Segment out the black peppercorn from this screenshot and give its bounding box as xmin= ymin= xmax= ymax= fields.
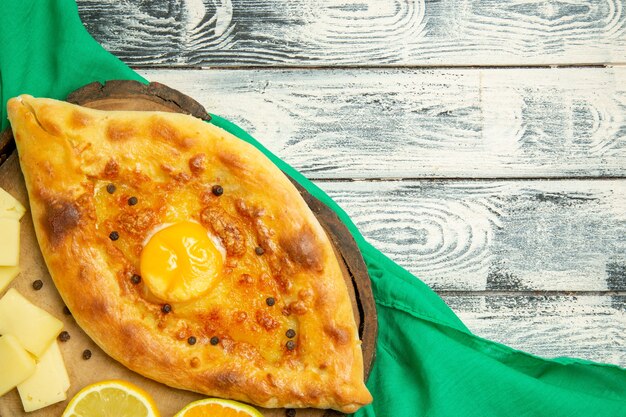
xmin=210 ymin=336 xmax=219 ymax=345
xmin=82 ymin=349 xmax=92 ymax=360
xmin=286 ymin=329 xmax=296 ymax=339
xmin=187 ymin=336 xmax=197 ymax=345
xmin=161 ymin=304 xmax=172 ymax=314
xmin=286 ymin=340 xmax=296 ymax=351
xmin=212 ymin=185 xmax=223 ymax=196
xmin=131 ymin=274 xmax=141 ymax=285
xmin=286 ymin=409 xmax=296 ymax=417
xmin=266 ymin=297 xmax=275 ymax=307
xmin=58 ymin=331 xmax=71 ymax=342
xmin=109 ymin=231 xmax=119 ymax=241
xmin=32 ymin=280 xmax=43 ymax=290
xmin=128 ymin=196 xmax=138 ymax=206
xmin=106 ymin=184 xmax=116 ymax=194
xmin=254 ymin=246 xmax=265 ymax=256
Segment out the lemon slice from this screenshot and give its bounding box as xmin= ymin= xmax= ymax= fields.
xmin=174 ymin=398 xmax=264 ymax=417
xmin=62 ymin=380 xmax=160 ymax=417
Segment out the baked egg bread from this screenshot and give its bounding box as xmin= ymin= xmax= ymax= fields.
xmin=7 ymin=95 xmax=372 ymax=413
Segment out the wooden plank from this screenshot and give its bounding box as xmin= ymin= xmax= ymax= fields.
xmin=443 ymin=294 xmax=626 ymax=367
xmin=318 ymin=179 xmax=626 ymax=292
xmin=77 ymin=0 xmax=626 ymax=67
xmin=139 ymin=67 xmax=626 ymax=179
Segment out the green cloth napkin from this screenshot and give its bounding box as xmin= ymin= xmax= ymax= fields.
xmin=2 ymin=1 xmax=626 ymax=416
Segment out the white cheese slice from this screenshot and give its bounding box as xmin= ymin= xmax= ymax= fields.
xmin=0 ymin=218 xmax=20 ymax=266
xmin=0 ymin=187 xmax=26 ymax=220
xmin=0 ymin=289 xmax=63 ymax=357
xmin=0 ymin=334 xmax=36 ymax=396
xmin=17 ymin=341 xmax=70 ymax=412
xmin=0 ymin=265 xmax=20 ymax=293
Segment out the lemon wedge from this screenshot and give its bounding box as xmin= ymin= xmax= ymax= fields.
xmin=62 ymin=380 xmax=160 ymax=417
xmin=174 ymin=398 xmax=264 ymax=417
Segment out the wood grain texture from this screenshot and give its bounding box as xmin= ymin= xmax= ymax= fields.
xmin=443 ymin=294 xmax=626 ymax=366
xmin=66 ymin=80 xmax=212 ymax=121
xmin=139 ymin=67 xmax=626 ymax=178
xmin=77 ymin=0 xmax=626 ymax=67
xmin=319 ymin=179 xmax=626 ymax=292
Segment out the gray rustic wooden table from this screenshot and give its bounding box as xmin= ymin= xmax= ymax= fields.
xmin=77 ymin=0 xmax=626 ymax=366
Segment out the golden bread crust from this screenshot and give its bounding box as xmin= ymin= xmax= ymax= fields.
xmin=7 ymin=95 xmax=372 ymax=413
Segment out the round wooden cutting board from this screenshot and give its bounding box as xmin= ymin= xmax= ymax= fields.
xmin=0 ymin=81 xmax=376 ymax=417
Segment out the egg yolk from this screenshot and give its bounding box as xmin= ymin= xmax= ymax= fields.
xmin=140 ymin=221 xmax=223 ymax=302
